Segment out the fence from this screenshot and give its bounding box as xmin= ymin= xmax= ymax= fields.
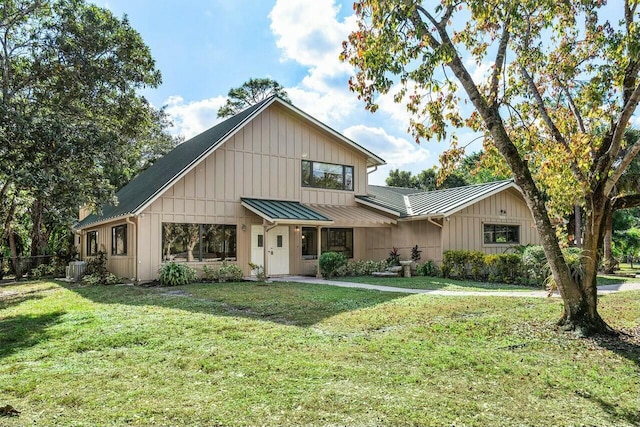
xmin=0 ymin=254 xmax=59 ymax=279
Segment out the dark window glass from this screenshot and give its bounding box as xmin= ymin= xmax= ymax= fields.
xmin=257 ymin=234 xmax=264 ymax=248
xmin=111 ymin=225 xmax=127 ymax=256
xmin=277 ymin=235 xmax=283 ymax=248
xmin=303 ymin=228 xmax=355 ymax=259
xmin=162 ymin=223 xmax=236 ymax=262
xmin=301 ymin=160 xmax=354 ymax=191
xmin=483 ymin=224 xmax=519 ymax=244
xmin=86 ymin=231 xmax=98 ymax=256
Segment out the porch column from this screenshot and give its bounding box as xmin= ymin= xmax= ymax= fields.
xmin=263 ymin=223 xmax=269 ymax=278
xmin=316 ymin=226 xmax=322 ymax=278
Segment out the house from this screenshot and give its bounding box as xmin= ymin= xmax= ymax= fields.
xmin=73 ymin=96 xmax=540 ymax=281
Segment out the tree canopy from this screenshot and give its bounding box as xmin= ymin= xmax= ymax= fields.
xmin=0 ymin=0 xmax=170 ymax=273
xmin=217 ymin=77 xmax=290 ymax=118
xmin=342 ymin=0 xmax=640 ymax=334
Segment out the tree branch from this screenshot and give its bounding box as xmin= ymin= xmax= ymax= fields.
xmin=490 ymin=18 xmax=511 ymax=107
xmin=612 ymin=193 xmax=640 ymax=211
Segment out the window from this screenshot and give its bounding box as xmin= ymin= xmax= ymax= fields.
xmin=301 ymin=227 xmax=353 ymax=259
xmin=483 ymin=224 xmax=519 ymax=244
xmin=162 ymin=223 xmax=236 ymax=262
xmin=111 ymin=225 xmax=127 ymax=255
xmin=302 ymin=160 xmax=353 ymax=191
xmin=86 ymin=231 xmax=98 ymax=256
xmin=276 ymin=235 xmax=283 ymax=248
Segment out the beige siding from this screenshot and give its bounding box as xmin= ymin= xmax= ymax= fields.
xmin=81 ymin=219 xmax=136 ymax=280
xmin=364 ymin=221 xmax=442 ymax=263
xmin=134 ymin=103 xmax=372 ymax=281
xmin=442 ymin=188 xmax=540 ymax=254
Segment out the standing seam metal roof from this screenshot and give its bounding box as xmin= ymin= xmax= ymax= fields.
xmin=241 ymin=198 xmax=332 ymax=222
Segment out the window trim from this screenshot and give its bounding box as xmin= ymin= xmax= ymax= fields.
xmin=301 ymin=227 xmax=354 ymax=259
xmin=483 ymin=224 xmax=520 ymax=245
xmin=301 ymin=160 xmax=354 ymax=191
xmin=111 ymin=224 xmax=128 ymax=256
xmin=86 ymin=230 xmax=98 ymax=256
xmin=162 ymin=223 xmax=237 ymax=262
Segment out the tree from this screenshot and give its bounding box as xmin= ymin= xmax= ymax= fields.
xmin=217 ymin=78 xmax=291 ymax=118
xmin=342 ymin=1 xmax=640 ymax=334
xmin=1 ymin=0 xmax=162 ymax=275
xmin=386 ymin=167 xmax=468 ymax=190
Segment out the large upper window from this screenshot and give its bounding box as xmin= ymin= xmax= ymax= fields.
xmin=483 ymin=224 xmax=519 ymax=244
xmin=302 ymin=227 xmax=353 ymax=259
xmin=162 ymin=223 xmax=236 ymax=262
xmin=302 ymin=160 xmax=353 ymax=191
xmin=86 ymin=231 xmax=98 ymax=256
xmin=111 ymin=225 xmax=127 ymax=256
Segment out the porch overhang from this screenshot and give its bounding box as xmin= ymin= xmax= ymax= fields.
xmin=241 ymin=198 xmax=334 ymax=226
xmin=305 ymin=204 xmax=397 ymax=227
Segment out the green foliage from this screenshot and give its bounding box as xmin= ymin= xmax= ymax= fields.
xmin=217 ymin=78 xmax=290 ymax=118
xmin=335 ymin=259 xmax=389 ymax=277
xmin=385 ymin=168 xmax=468 ymax=191
xmin=442 ymin=250 xmax=486 ymax=281
xmin=319 ymin=252 xmax=347 ymax=279
xmin=522 ymin=245 xmax=550 ymax=285
xmin=158 ymin=262 xmax=197 ymax=287
xmin=82 ymin=251 xmax=122 ymax=285
xmin=82 ymin=272 xmax=121 ymax=286
xmin=30 ymin=262 xmax=56 ymax=279
xmin=441 ymin=250 xmax=530 ymax=285
xmin=485 ymin=254 xmax=524 ymax=284
xmin=202 ymin=261 xmax=244 ymax=283
xmin=416 ymin=260 xmax=440 ymax=277
xmin=386 ymin=247 xmax=400 ymax=267
xmin=248 ymin=262 xmax=267 ymax=282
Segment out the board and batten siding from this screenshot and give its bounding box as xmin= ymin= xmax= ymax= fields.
xmin=80 ymin=219 xmax=136 ymax=279
xmin=136 ymin=103 xmax=373 ymax=281
xmin=364 ymin=220 xmax=442 ymax=263
xmin=441 ymin=188 xmax=540 ymax=254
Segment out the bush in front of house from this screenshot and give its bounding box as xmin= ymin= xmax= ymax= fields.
xmin=82 ymin=250 xmax=123 ymax=285
xmin=319 ymin=251 xmax=347 ymax=279
xmin=442 ymin=250 xmax=486 ymax=280
xmin=485 ymin=253 xmax=524 ymax=284
xmin=203 ymin=261 xmax=244 ymax=282
xmin=522 ymin=245 xmax=549 ymax=285
xmin=159 ymin=262 xmax=197 ymax=286
xmin=416 ymin=260 xmax=440 ymax=277
xmin=336 ymin=259 xmax=389 ymax=277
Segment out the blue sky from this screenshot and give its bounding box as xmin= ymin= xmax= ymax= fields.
xmin=95 ymin=0 xmax=484 ymax=185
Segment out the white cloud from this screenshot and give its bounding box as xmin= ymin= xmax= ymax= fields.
xmin=343 ymin=125 xmax=433 ymax=185
xmin=164 ymin=95 xmax=227 ymax=139
xmin=269 ymin=0 xmax=358 ymax=121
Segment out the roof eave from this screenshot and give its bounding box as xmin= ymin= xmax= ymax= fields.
xmin=73 ymin=213 xmax=134 ymax=231
xmin=354 ymin=197 xmax=402 ymax=216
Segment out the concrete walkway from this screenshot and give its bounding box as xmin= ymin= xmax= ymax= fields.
xmin=270 ymin=276 xmax=640 ymax=298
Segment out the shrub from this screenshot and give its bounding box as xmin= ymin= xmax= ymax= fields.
xmin=82 ymin=251 xmax=122 ymax=285
xmin=249 ymin=262 xmax=267 ymax=281
xmin=202 ymin=261 xmax=244 ymax=282
xmin=30 ymin=262 xmax=56 ymax=279
xmin=335 ymin=259 xmax=388 ymax=277
xmin=410 ymin=245 xmax=422 ymax=262
xmin=485 ymin=253 xmax=523 ymax=284
xmin=522 ymin=245 xmax=549 ymax=285
xmin=159 ymin=262 xmax=197 ymax=286
xmin=319 ymin=251 xmax=347 ymax=279
xmin=416 ymin=260 xmax=440 ymax=277
xmin=442 ymin=250 xmax=486 ymax=280
xmin=387 ymin=247 xmax=400 ymax=266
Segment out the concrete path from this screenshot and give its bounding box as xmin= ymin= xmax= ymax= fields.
xmin=270 ymin=276 xmax=640 ymax=298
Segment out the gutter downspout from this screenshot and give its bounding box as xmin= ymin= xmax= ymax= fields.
xmin=126 ymin=217 xmax=137 ymax=282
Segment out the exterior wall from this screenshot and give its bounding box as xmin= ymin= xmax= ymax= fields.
xmin=80 ymin=219 xmax=137 ymax=280
xmin=136 ymin=103 xmax=372 ymax=281
xmin=442 ymin=188 xmax=540 ymax=254
xmin=364 ymin=220 xmax=442 ymax=263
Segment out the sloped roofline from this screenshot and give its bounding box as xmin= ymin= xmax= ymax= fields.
xmin=75 ymin=96 xmax=386 ymax=230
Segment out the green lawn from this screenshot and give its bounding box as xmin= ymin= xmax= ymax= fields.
xmin=338 ymin=274 xmax=638 ymax=290
xmin=1 ymin=280 xmax=638 ymax=426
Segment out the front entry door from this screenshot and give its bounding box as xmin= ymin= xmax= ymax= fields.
xmin=267 ymin=225 xmax=289 ymax=275
xmin=251 ymin=225 xmax=290 ymax=276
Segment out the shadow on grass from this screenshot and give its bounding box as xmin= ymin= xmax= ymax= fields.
xmin=0 ymin=284 xmax=59 ymax=310
xmin=588 ymin=395 xmax=640 ymax=426
xmin=591 ymin=331 xmax=640 ymax=367
xmin=0 ymin=311 xmax=65 ymax=359
xmin=60 ymin=281 xmax=405 ymax=327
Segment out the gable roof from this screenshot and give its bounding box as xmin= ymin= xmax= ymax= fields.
xmin=356 ymin=180 xmax=519 ymax=219
xmin=75 ymin=96 xmax=385 ymax=230
xmin=241 ymin=198 xmax=333 ymax=225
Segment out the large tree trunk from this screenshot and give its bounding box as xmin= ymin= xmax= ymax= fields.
xmin=555 ymin=194 xmax=613 ymax=335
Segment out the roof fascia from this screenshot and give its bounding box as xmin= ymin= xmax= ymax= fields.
xmin=240 ymin=201 xmax=333 ymax=225
xmin=72 ymin=214 xmax=133 ymax=231
xmin=354 ymin=197 xmax=402 ymax=216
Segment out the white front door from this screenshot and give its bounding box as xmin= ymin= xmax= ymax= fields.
xmin=250 ymin=225 xmax=290 ymax=276
xmin=251 ymin=225 xmax=265 ymax=274
xmin=267 ymin=226 xmax=289 ymax=275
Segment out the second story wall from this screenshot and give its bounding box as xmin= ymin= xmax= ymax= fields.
xmin=149 ymin=102 xmax=370 ymax=224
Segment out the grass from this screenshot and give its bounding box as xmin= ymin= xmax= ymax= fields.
xmin=1 ymin=280 xmax=638 ymax=426
xmin=338 ymin=274 xmax=639 ymax=291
